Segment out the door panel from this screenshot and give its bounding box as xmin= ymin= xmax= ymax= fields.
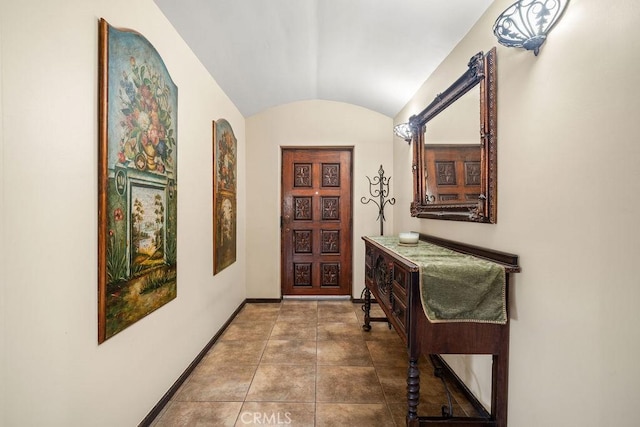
xmin=424 ymin=145 xmax=481 ymax=203
xmin=281 ymin=148 xmax=352 ymax=296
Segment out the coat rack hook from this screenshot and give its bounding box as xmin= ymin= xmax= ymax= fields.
xmin=360 ymin=165 xmax=395 ymax=236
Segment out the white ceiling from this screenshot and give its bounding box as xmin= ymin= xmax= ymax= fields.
xmin=153 ymin=0 xmax=494 ymax=118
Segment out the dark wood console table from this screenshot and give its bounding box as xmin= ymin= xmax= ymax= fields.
xmin=362 ymin=234 xmax=520 ymax=426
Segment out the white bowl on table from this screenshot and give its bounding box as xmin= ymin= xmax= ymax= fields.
xmin=398 ymin=232 xmax=419 ymax=245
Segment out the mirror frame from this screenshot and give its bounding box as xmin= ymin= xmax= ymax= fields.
xmin=409 ymin=47 xmax=497 ymax=223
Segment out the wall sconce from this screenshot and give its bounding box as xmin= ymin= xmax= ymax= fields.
xmin=493 ymin=0 xmax=569 ymax=56
xmin=393 ymin=122 xmax=413 ymax=144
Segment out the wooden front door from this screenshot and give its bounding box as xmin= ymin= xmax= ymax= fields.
xmin=281 ymin=148 xmax=352 ymax=296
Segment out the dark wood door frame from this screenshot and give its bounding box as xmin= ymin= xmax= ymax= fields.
xmin=281 ymin=146 xmax=353 ymax=296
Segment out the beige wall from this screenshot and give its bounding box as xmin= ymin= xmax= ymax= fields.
xmin=0 ymin=0 xmax=246 ymax=425
xmin=246 ymin=100 xmax=393 ymax=298
xmin=394 ymin=0 xmax=640 ymax=425
xmin=3 ymin=0 xmax=640 ymax=425
xmin=0 ymin=12 xmax=5 ymax=424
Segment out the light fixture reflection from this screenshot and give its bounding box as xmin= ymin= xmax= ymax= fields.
xmin=393 ymin=122 xmax=413 ymax=143
xmin=493 ymin=0 xmax=569 ymax=56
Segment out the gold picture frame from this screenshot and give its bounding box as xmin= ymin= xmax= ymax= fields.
xmin=212 ymin=119 xmax=237 ymax=275
xmin=98 ymin=19 xmax=178 ymax=343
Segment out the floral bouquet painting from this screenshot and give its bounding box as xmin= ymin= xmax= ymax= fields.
xmin=98 ymin=19 xmax=178 ymax=343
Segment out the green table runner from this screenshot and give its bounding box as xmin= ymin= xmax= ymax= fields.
xmin=368 ymin=236 xmax=507 ymax=324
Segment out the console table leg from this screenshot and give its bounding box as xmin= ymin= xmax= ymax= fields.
xmin=407 ymin=357 xmax=420 ymax=426
xmin=362 ymin=287 xmax=372 ymax=331
xmin=492 ymin=353 xmax=509 ymax=427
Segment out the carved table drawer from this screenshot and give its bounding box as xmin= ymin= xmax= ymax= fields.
xmin=391 ymin=283 xmax=407 ymax=335
xmin=393 ymin=263 xmax=407 ymax=291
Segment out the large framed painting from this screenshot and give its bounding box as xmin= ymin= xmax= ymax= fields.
xmin=98 ymin=19 xmax=178 ymax=343
xmin=213 ymin=119 xmax=237 ymax=275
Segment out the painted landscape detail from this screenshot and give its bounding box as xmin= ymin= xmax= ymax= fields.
xmin=213 ymin=119 xmax=237 ymax=274
xmin=99 ymin=19 xmax=178 ymax=342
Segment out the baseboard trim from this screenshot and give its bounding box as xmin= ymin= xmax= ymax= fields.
xmin=245 ymin=298 xmax=282 ymax=303
xmin=283 ymin=295 xmax=351 ymax=300
xmin=138 ymin=300 xmax=246 ymax=427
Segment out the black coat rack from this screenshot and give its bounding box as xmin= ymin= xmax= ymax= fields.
xmin=360 ymin=165 xmax=395 ymax=236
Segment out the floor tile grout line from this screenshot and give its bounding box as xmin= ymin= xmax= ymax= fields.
xmin=157 ymin=301 xmax=466 ymax=426
xmin=241 ymin=303 xmax=283 ymax=426
xmin=360 ymin=302 xmax=403 ymax=427
xmin=231 ymin=307 xmax=268 ymax=427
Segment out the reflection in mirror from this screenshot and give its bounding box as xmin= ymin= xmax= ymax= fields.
xmin=425 ymin=87 xmax=479 ymax=144
xmin=410 ymin=48 xmax=497 ymax=223
xmin=424 ymin=144 xmax=481 ymax=204
xmin=423 ymin=87 xmax=480 ymax=205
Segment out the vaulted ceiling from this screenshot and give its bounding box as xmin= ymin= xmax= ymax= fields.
xmin=153 ymin=0 xmax=494 ymax=118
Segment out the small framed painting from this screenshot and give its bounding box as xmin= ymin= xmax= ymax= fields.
xmin=98 ymin=18 xmax=178 ymax=343
xmin=213 ymin=119 xmax=237 ymax=274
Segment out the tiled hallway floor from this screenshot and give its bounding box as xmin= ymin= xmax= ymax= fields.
xmin=151 ymin=300 xmax=481 ymax=426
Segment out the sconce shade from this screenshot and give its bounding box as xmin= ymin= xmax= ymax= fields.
xmin=393 ymin=122 xmax=413 ymax=143
xmin=493 ymin=0 xmax=569 ymax=55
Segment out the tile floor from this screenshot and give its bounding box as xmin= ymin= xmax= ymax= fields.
xmin=151 ymin=300 xmax=480 ymax=426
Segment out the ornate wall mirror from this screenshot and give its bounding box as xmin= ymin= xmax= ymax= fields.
xmin=409 ymin=47 xmax=497 ymax=223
